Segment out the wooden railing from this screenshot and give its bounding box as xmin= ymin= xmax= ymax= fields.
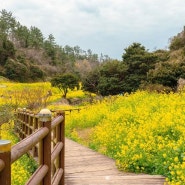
xmin=51 ymin=108 xmax=81 ymax=115
xmin=0 ymin=108 xmax=65 ymax=185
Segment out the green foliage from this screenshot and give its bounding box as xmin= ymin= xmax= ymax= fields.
xmin=139 ymin=83 xmax=172 ymax=93
xmin=82 ymin=60 xmax=128 ymax=96
xmin=0 ymin=36 xmax=15 ymax=65
xmin=29 ymin=64 xmax=45 ymax=81
xmin=122 ymin=42 xmax=146 ymax=64
xmin=3 ymin=57 xmax=45 ymax=82
xmin=153 ymin=49 xmax=170 ymax=62
xmin=0 ymin=9 xmax=17 ymax=35
xmin=0 ymin=9 xmax=111 ymax=82
xmin=43 ymin=34 xmax=57 ymax=64
xmin=148 ymin=61 xmax=185 ymax=90
xmin=51 ymin=73 xmax=79 ymax=98
xmin=1 ymin=8 xmax=185 ymax=92
xmin=84 ymin=43 xmax=159 ymax=95
xmin=169 ymin=36 xmax=185 ymax=50
xmin=4 ymin=58 xmax=29 ymax=82
xmin=169 ymin=28 xmax=185 ymax=51
xmin=14 ymin=24 xmax=30 ymax=48
xmin=82 ymin=69 xmax=100 ymax=94
xmin=98 ymin=60 xmax=127 ymax=95
xmin=122 ymin=42 xmax=159 ymax=93
xmin=82 ymin=45 xmax=159 ymax=95
xmin=28 ymin=26 xmax=44 ymax=49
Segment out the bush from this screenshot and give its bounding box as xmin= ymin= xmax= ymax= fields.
xmin=139 ymin=83 xmax=172 ymax=93
xmin=4 ymin=59 xmax=29 ymax=82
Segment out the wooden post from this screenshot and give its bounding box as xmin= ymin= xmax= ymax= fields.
xmin=38 ymin=109 xmax=52 ymax=185
xmin=0 ymin=140 xmax=11 ymax=185
xmin=57 ymin=111 xmax=65 ymax=185
xmin=14 ymin=109 xmax=18 ymax=133
xmin=22 ymin=108 xmax=26 ymax=139
xmin=25 ymin=112 xmax=28 ymax=136
xmin=32 ymin=116 xmax=36 ymax=157
xmin=51 ymin=127 xmax=56 ymax=177
xmin=35 ymin=116 xmax=39 ymax=158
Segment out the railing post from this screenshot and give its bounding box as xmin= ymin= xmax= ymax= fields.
xmin=38 ymin=109 xmax=52 ymax=185
xmin=0 ymin=140 xmax=11 ymax=185
xmin=57 ymin=111 xmax=65 ymax=185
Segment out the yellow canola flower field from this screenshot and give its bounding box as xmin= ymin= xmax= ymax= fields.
xmin=66 ymin=91 xmax=185 ymax=185
xmin=0 ymin=81 xmax=85 ymax=109
xmin=1 ymin=80 xmax=185 ymax=184
xmin=0 ymin=81 xmax=85 ymax=184
xmin=1 ymin=123 xmax=37 ymax=185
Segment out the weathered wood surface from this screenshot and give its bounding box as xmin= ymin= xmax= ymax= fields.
xmin=65 ymin=138 xmax=166 ymax=185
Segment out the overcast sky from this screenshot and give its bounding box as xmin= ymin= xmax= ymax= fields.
xmin=1 ymin=0 xmax=185 ymax=59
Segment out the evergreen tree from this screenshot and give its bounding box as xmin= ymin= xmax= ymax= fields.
xmin=122 ymin=43 xmax=158 ymax=92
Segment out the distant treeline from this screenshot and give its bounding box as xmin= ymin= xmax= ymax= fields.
xmin=0 ymin=9 xmax=110 ymax=82
xmin=1 ymin=9 xmax=185 ymax=95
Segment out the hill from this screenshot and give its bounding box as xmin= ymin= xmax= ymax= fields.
xmin=1 ymin=9 xmax=185 ymax=94
xmin=0 ymin=9 xmax=110 ymax=82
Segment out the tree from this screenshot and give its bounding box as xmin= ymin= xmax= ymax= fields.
xmin=82 ymin=69 xmax=100 ymax=94
xmin=75 ymin=59 xmax=99 ymax=79
xmin=0 ymin=37 xmax=15 ymax=65
xmin=44 ymin=34 xmax=57 ymax=63
xmin=29 ymin=64 xmax=45 ymax=81
xmin=64 ymin=45 xmax=75 ymax=61
xmin=122 ymin=42 xmax=158 ymax=92
xmin=14 ymin=24 xmax=30 ymax=48
xmin=122 ymin=43 xmax=146 ymax=64
xmin=4 ymin=58 xmax=29 ymax=82
xmin=169 ymin=26 xmax=185 ymax=50
xmin=98 ymin=60 xmax=127 ymax=95
xmin=147 ymin=61 xmax=185 ymax=90
xmin=28 ymin=26 xmax=44 ymax=48
xmin=87 ymin=49 xmax=98 ymax=62
xmin=51 ymin=73 xmax=79 ymax=98
xmin=82 ymin=60 xmax=128 ymax=96
xmin=0 ymin=10 xmax=16 ymax=63
xmin=0 ymin=9 xmax=17 ymax=36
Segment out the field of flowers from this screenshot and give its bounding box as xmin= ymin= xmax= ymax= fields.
xmin=0 ymin=80 xmax=84 ymax=184
xmin=1 ymin=79 xmax=185 ymax=185
xmin=1 ymin=123 xmax=37 ymax=185
xmin=66 ymin=91 xmax=185 ymax=185
xmin=0 ymin=81 xmax=85 ymax=110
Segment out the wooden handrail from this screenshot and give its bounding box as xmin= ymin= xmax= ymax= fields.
xmin=26 ymin=165 xmax=49 ymax=185
xmin=51 ymin=142 xmax=63 ymax=163
xmin=0 ymin=108 xmax=65 ymax=185
xmin=51 ymin=115 xmax=64 ymax=129
xmin=51 ymin=108 xmax=81 ymax=114
xmin=52 ymin=168 xmax=64 ymax=185
xmin=11 ymin=127 xmax=49 ymax=163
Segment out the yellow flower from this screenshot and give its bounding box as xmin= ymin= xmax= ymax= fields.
xmin=163 ymin=153 xmax=167 ymax=158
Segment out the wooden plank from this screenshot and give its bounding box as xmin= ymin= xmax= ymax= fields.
xmin=65 ymin=138 xmax=166 ymax=185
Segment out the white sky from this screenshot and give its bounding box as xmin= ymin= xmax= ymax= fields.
xmin=1 ymin=0 xmax=185 ymax=59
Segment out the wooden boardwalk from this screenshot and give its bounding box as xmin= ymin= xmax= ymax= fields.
xmin=65 ymin=138 xmax=166 ymax=185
